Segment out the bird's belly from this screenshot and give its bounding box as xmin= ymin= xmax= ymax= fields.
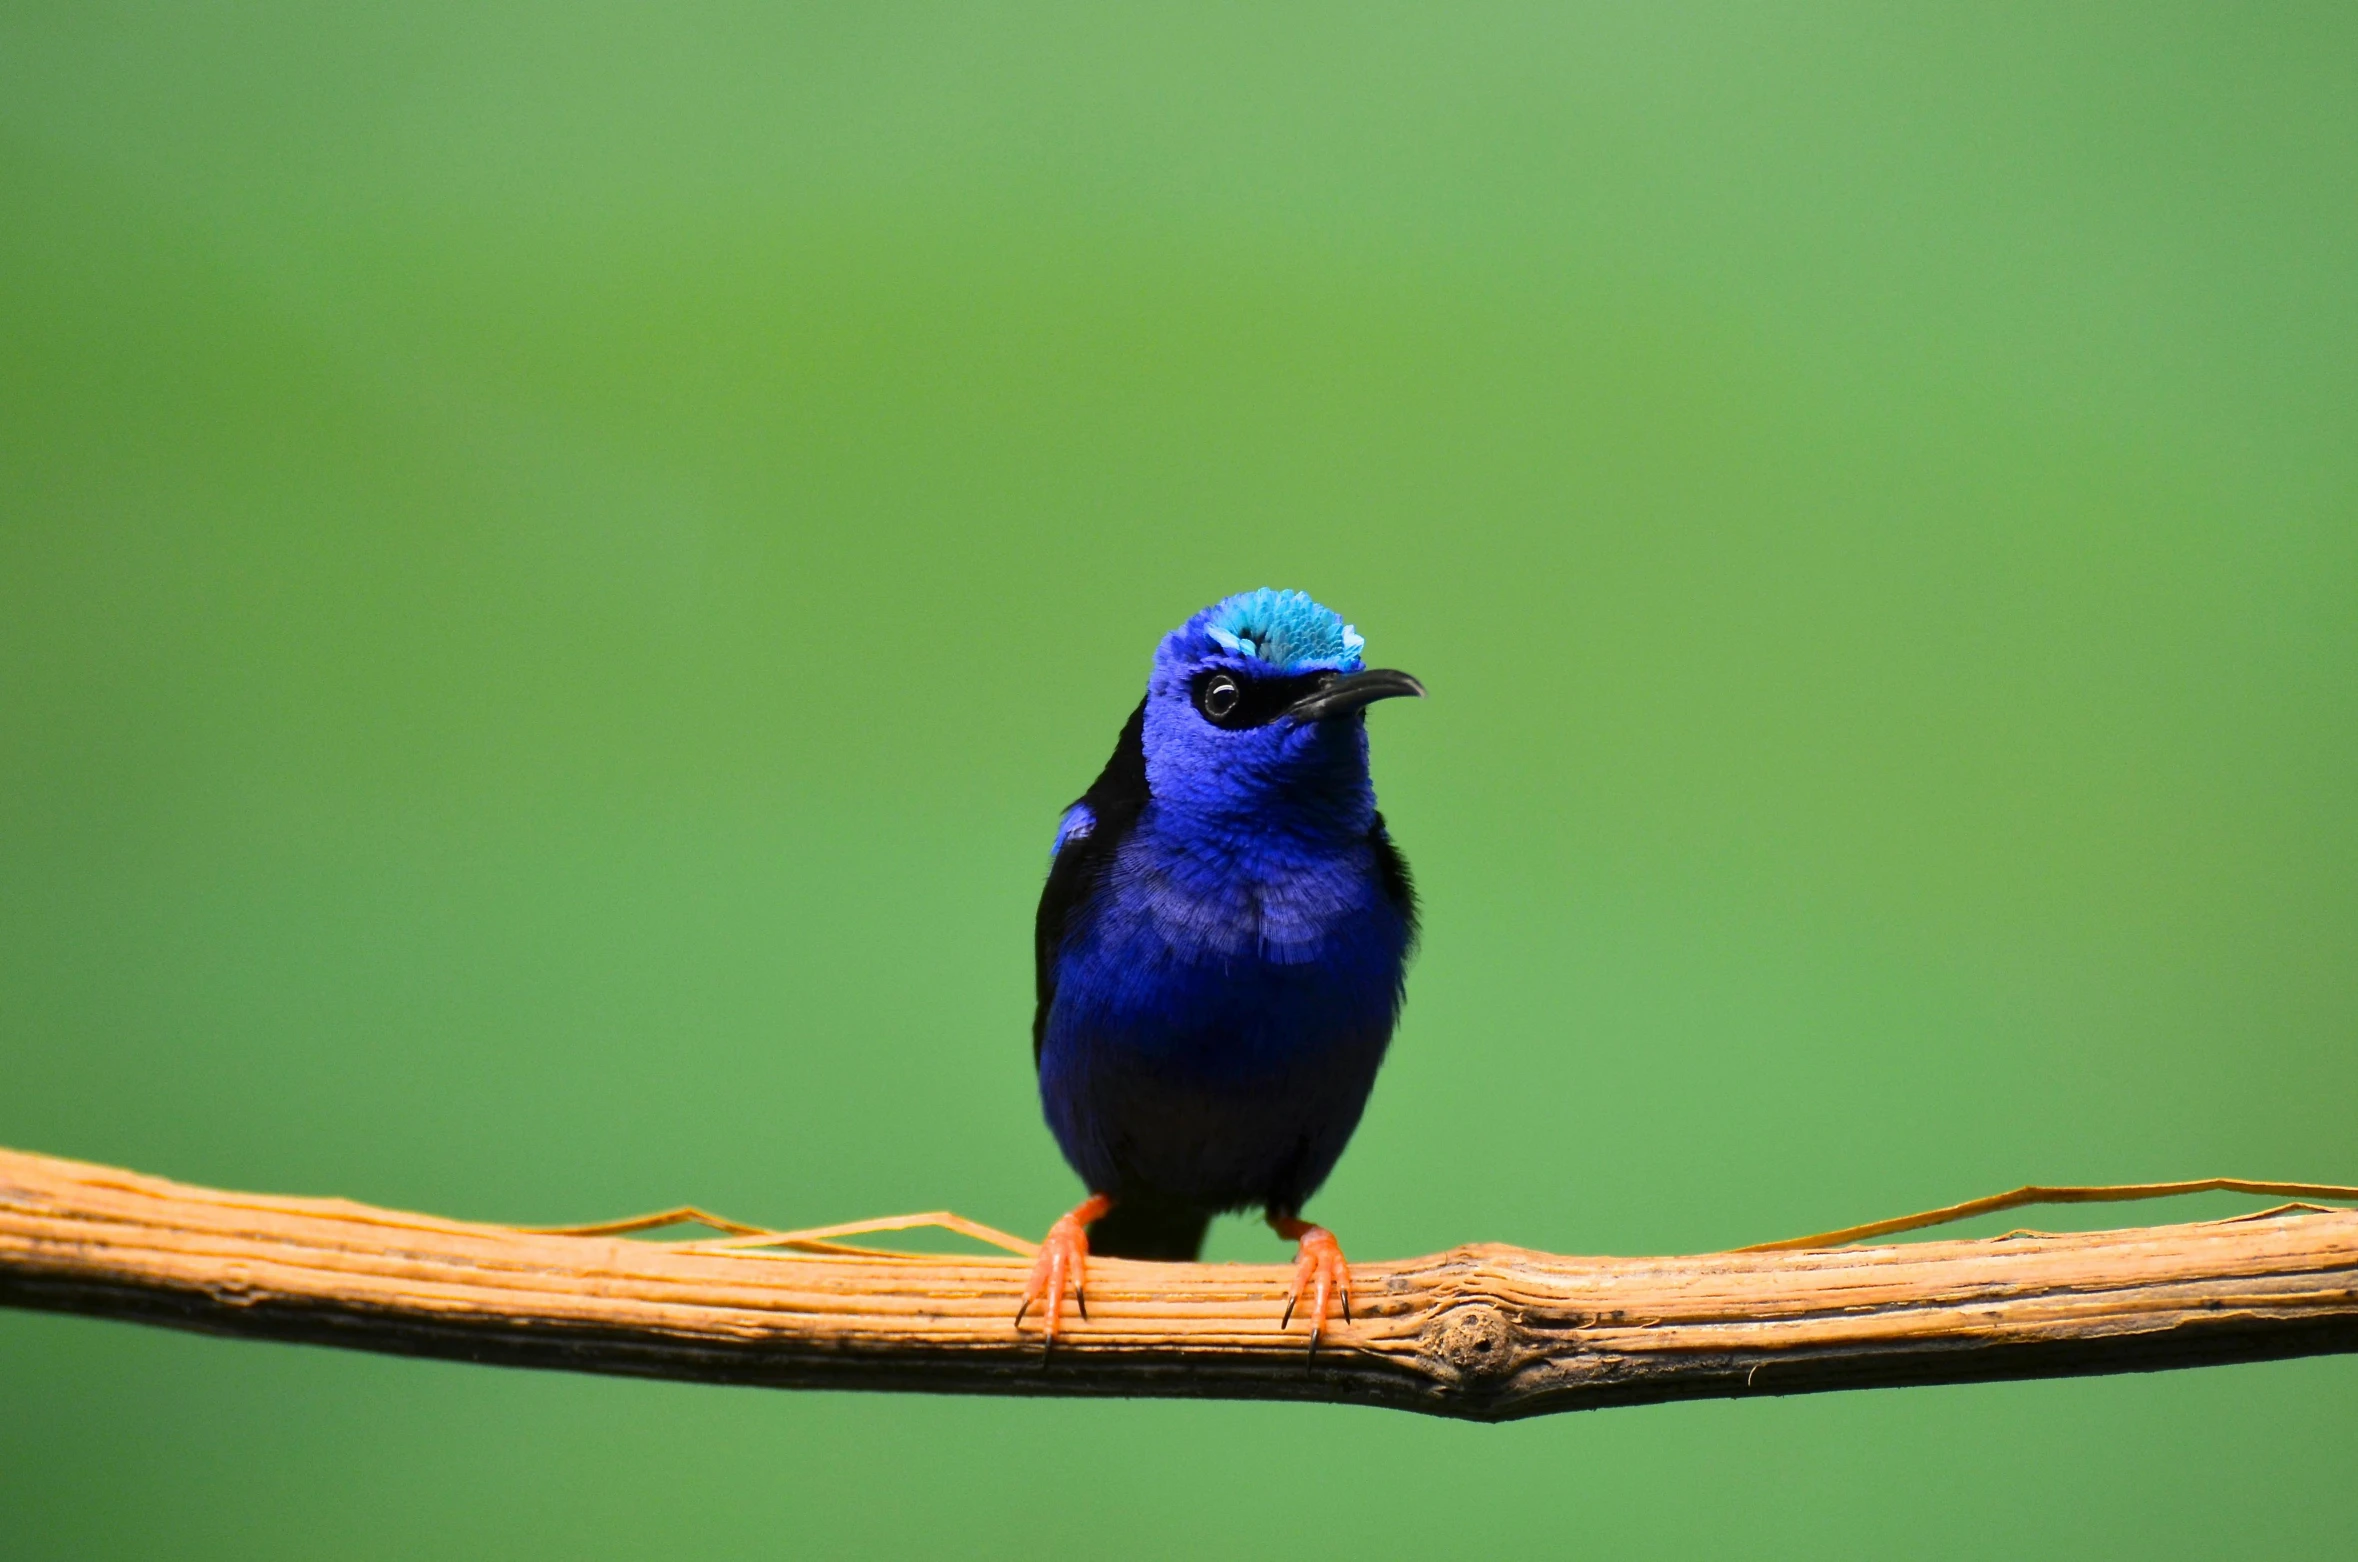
xmin=1037 ymin=877 xmax=1407 ymax=1212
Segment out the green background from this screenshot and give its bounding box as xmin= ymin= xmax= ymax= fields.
xmin=4 ymin=5 xmax=2353 ymax=1557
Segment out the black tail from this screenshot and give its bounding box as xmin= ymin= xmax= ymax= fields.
xmin=1088 ymin=1195 xmax=1212 ymax=1261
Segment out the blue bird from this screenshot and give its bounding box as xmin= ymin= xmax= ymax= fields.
xmin=1020 ymin=588 xmax=1422 ymax=1343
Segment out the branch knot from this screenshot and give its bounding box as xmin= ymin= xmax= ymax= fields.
xmin=1423 ymin=1301 xmax=1516 ymax=1383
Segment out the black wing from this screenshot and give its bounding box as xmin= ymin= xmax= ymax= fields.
xmin=1370 ymin=810 xmax=1419 ymax=953
xmin=1033 ymin=699 xmax=1150 ymax=1065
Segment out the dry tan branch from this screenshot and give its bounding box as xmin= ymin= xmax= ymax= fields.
xmin=5 ymin=1146 xmax=2357 ymax=1422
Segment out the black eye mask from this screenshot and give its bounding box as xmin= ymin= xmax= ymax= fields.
xmin=1189 ymin=669 xmax=1340 ymax=729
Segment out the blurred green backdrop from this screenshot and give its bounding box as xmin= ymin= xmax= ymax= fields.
xmin=4 ymin=5 xmax=2354 ymax=1558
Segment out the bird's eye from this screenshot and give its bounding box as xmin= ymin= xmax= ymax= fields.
xmin=1197 ymin=674 xmax=1242 ymax=724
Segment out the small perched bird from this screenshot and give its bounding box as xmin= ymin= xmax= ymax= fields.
xmin=1023 ymin=588 xmax=1422 ymax=1343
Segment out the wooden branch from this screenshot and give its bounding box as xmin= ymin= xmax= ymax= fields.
xmin=5 ymin=1146 xmax=2356 ymax=1422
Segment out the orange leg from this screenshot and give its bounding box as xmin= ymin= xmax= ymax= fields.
xmin=1269 ymin=1213 xmax=1351 ymax=1346
xmin=1016 ymin=1193 xmax=1114 ymax=1345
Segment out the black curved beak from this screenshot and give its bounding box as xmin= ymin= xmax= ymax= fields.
xmin=1284 ymin=668 xmax=1427 ymax=722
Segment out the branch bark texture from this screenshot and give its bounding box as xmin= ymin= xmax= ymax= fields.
xmin=4 ymin=1147 xmax=2355 ymax=1422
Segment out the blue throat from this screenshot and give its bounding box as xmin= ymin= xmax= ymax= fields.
xmin=1031 ymin=590 xmax=1419 ymax=1256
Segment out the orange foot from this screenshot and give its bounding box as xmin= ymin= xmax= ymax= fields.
xmin=1269 ymin=1214 xmax=1352 ymax=1348
xmin=1016 ymin=1193 xmax=1113 ymax=1347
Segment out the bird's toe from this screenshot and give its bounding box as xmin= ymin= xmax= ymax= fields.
xmin=1016 ymin=1195 xmax=1112 ymax=1348
xmin=1278 ymin=1222 xmax=1352 ymax=1347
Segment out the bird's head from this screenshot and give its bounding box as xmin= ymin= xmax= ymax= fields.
xmin=1142 ymin=588 xmax=1423 ymax=828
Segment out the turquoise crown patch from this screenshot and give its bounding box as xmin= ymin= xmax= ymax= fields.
xmin=1203 ymin=588 xmax=1365 ymax=671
